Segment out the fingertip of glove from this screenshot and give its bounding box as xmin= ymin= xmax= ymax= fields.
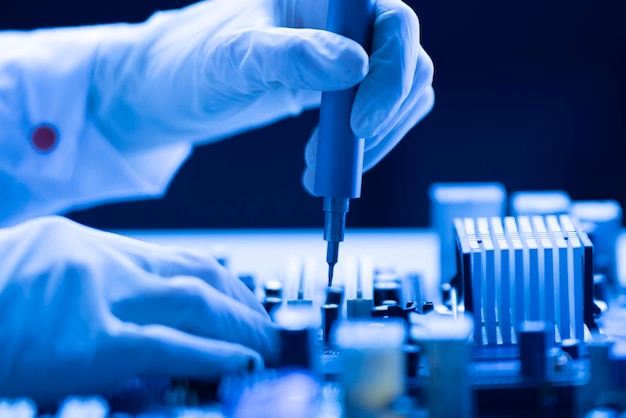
xmin=303 ymin=31 xmax=368 ymax=90
xmin=247 ymin=353 xmax=264 ymax=372
xmin=346 ymin=45 xmax=370 ymax=84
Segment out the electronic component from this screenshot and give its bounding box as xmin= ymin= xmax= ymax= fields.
xmin=261 ymin=279 xmax=283 ymax=314
xmin=429 ymin=182 xmax=506 ymax=284
xmin=561 ymin=338 xmax=585 ymax=360
xmin=325 ymin=285 xmax=344 ymax=306
xmin=8 ymin=185 xmax=626 ymax=417
xmin=56 ymin=397 xmax=108 ymax=418
xmin=422 ymin=300 xmax=434 ymax=314
xmin=321 ymin=303 xmax=339 ymax=346
xmin=334 ymin=320 xmax=406 ymax=416
xmin=373 ymin=277 xmax=402 ymax=307
xmin=454 ymin=215 xmax=596 ymax=344
xmin=403 ymin=344 xmax=421 ymax=379
xmin=219 ymin=370 xmax=324 ymax=418
xmin=572 ymin=200 xmax=623 ymax=286
xmin=510 ymin=190 xmax=572 ymax=216
xmin=585 ymin=339 xmax=616 ymax=411
xmin=518 ymin=321 xmax=553 ymax=380
xmin=346 ymin=297 xmax=372 ymax=319
xmin=371 ymin=300 xmax=418 ymax=323
xmin=273 ymin=306 xmax=316 ymax=370
xmin=412 ymin=314 xmax=473 ymax=418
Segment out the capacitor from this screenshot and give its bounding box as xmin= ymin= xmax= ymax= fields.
xmin=321 ymin=303 xmax=340 ymax=346
xmin=263 ymin=280 xmax=283 ymax=299
xmin=335 ymin=320 xmax=406 ymax=417
xmin=56 ymin=396 xmax=109 ymax=418
xmin=262 ymin=297 xmax=282 ymax=315
xmin=510 ymin=190 xmax=571 ymax=216
xmin=578 ymin=338 xmax=615 ymax=412
xmin=371 ymin=301 xmax=417 ymax=323
xmin=422 ymin=301 xmax=435 ymax=314
xmin=561 ymin=338 xmax=585 ymax=360
xmin=571 ymin=200 xmax=622 ymax=286
xmin=403 ymin=344 xmax=421 ymax=378
xmin=273 ymin=306 xmax=317 ymax=370
xmin=372 ymin=302 xmax=399 ymax=317
xmin=610 ymin=341 xmax=626 ymax=390
xmin=517 ymin=321 xmax=552 ymax=380
xmin=411 ymin=314 xmax=474 ymax=418
xmin=347 ymin=298 xmax=373 ymax=319
xmin=278 ymin=329 xmax=311 ymax=369
xmin=326 ymin=286 xmax=345 ymax=306
xmin=373 ymin=280 xmax=402 ymax=307
xmin=263 ymin=281 xmax=283 ymax=314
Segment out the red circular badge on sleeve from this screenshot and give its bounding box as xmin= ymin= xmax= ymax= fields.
xmin=31 ymin=124 xmax=58 ymax=153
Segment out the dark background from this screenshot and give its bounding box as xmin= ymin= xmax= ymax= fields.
xmin=3 ymin=0 xmax=625 ymax=229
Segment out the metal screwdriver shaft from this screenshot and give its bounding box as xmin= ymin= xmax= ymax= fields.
xmin=324 ymin=197 xmax=348 ymax=286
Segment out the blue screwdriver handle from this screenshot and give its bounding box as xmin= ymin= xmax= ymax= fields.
xmin=314 ymin=0 xmax=376 ymax=199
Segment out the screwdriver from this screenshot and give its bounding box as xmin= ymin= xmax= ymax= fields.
xmin=314 ymin=0 xmax=376 ymax=287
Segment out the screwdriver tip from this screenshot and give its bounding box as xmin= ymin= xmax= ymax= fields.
xmin=328 ymin=263 xmax=335 ymax=287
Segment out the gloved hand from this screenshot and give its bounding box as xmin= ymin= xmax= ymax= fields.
xmin=301 ymin=0 xmax=435 ymax=192
xmin=0 ymin=0 xmax=433 ymax=225
xmin=0 ymin=216 xmax=276 ymax=405
xmin=91 ymin=0 xmax=434 ymax=186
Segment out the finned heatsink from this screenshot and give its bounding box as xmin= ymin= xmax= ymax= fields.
xmin=454 ymin=215 xmax=597 ymax=345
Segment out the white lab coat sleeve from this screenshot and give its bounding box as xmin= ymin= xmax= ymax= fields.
xmin=0 ymin=26 xmax=192 ymax=227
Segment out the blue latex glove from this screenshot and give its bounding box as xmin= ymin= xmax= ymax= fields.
xmin=0 ymin=0 xmax=433 ymax=225
xmin=0 ymin=217 xmax=277 ymax=405
xmin=90 ymin=0 xmax=433 ymax=184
